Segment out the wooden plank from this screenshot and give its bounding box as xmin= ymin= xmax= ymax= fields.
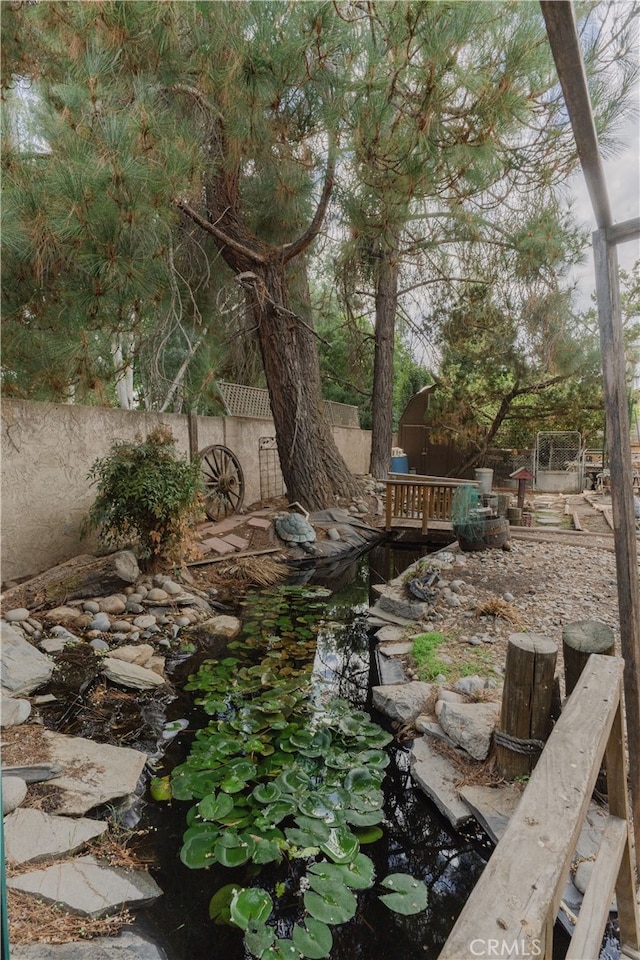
xmin=440 ymin=655 xmax=623 ymax=959
xmin=593 ymin=227 xmax=640 ymax=859
xmin=572 ymin=511 xmax=583 ymax=531
xmin=187 ymin=547 xmax=282 ymax=566
xmin=606 ymin=218 xmax=640 ymax=246
xmin=566 ymin=815 xmax=627 ymax=960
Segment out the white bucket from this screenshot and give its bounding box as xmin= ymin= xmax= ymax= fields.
xmin=474 ymin=468 xmax=493 ymax=494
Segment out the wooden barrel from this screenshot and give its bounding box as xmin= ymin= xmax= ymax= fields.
xmin=507 ymin=506 xmax=522 ymax=525
xmin=454 ymin=516 xmax=510 ymax=552
xmin=483 ymin=516 xmax=510 ymax=548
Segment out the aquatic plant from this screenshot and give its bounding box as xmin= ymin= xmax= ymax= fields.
xmin=167 ymin=585 xmax=428 ymax=959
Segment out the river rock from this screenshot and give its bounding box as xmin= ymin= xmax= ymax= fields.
xmin=146 ymin=588 xmax=169 ymax=602
xmin=4 ymin=808 xmax=108 ymax=864
xmin=372 ymin=681 xmax=433 ymax=723
xmin=438 ymin=701 xmax=500 ymax=761
xmin=201 ymin=614 xmax=242 ymax=638
xmin=2 ymin=776 xmax=28 ymax=814
xmin=133 ymin=615 xmax=157 ymax=630
xmin=108 ymin=644 xmax=154 ymax=666
xmin=4 ymin=608 xmax=30 ymax=622
xmin=375 ymin=625 xmax=407 ymax=644
xmin=453 ymin=675 xmax=487 ymax=696
xmin=99 ymin=596 xmax=127 ymax=615
xmin=91 ymin=612 xmax=112 ymax=632
xmin=1 ymin=622 xmax=55 ymax=695
xmin=1 ymin=690 xmax=32 ymax=726
xmin=7 ymin=855 xmax=162 ymax=918
xmin=102 ymin=657 xmax=165 ymax=689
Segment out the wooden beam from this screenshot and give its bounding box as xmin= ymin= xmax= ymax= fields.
xmin=540 ymin=1 xmax=613 ymax=229
xmin=440 ymin=656 xmax=625 ymax=958
xmin=607 ymin=218 xmax=640 ymax=246
xmin=593 ymin=228 xmax=640 ymax=856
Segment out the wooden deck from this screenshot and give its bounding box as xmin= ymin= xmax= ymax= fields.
xmin=439 ymin=654 xmax=639 ymax=960
xmin=385 ymin=474 xmax=479 ymax=535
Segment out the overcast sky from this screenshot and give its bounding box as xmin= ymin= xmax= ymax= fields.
xmin=567 ymin=108 xmax=640 ymax=310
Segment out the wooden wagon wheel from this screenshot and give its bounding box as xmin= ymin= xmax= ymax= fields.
xmin=199 ymin=444 xmax=245 ymax=521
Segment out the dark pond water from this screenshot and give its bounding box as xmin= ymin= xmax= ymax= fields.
xmin=130 ymin=545 xmax=492 ymax=960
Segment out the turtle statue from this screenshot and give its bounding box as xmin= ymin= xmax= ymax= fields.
xmin=274 ymin=512 xmax=317 ymax=554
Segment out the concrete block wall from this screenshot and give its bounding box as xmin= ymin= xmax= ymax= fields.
xmin=1 ymin=400 xmax=371 ymax=582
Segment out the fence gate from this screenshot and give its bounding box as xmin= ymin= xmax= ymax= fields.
xmin=259 ymin=437 xmax=285 ymax=500
xmin=535 ymin=431 xmax=582 ymax=491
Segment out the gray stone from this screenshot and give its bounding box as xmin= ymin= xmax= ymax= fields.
xmin=378 ymin=589 xmax=429 ymax=621
xmin=326 ymin=528 xmax=342 ymax=541
xmin=5 ymin=608 xmax=31 ymax=622
xmin=415 ymin=717 xmax=457 ymax=747
xmin=2 ymin=775 xmax=28 ymax=813
xmin=410 ymin=737 xmax=472 ymax=828
xmin=91 ymin=612 xmax=112 ymax=632
xmin=7 ymin=855 xmax=162 ymax=918
xmin=128 ymin=593 xmax=145 ymax=604
xmin=45 ymin=606 xmax=82 ymax=622
xmin=100 ymin=596 xmax=127 ymax=615
xmin=41 ymin=730 xmax=147 ymax=815
xmin=459 ymin=784 xmax=523 ymax=843
xmin=90 ymin=638 xmax=110 ymax=653
xmin=453 ymin=675 xmax=487 ymax=695
xmin=126 ymin=602 xmax=145 ymax=614
xmin=439 ymin=701 xmax=500 ymax=761
xmin=375 ymin=652 xmax=406 ymax=686
xmin=379 ymin=641 xmax=414 ymax=657
xmin=1 ymin=690 xmax=32 ymax=726
xmin=103 ymin=657 xmax=165 ymax=690
xmin=201 ymin=614 xmax=242 ymax=638
xmin=438 ymin=688 xmax=465 ymax=704
xmin=445 ymin=595 xmax=461 ymax=607
xmin=503 ymin=592 xmax=515 ymax=603
xmin=11 ymin=930 xmax=168 ymax=959
xmin=40 ymin=635 xmax=78 ymax=653
xmin=3 ymin=763 xmax=62 ymax=783
xmin=4 ymin=808 xmax=108 ymax=864
xmin=109 ymin=643 xmax=154 ymax=666
xmin=0 ymin=621 xmax=55 ymax=695
xmin=83 ymin=601 xmax=101 ymax=614
xmin=374 ymin=625 xmax=407 ymax=644
xmin=111 ymin=619 xmax=133 ymax=633
xmin=162 ymin=580 xmax=183 ymax=596
xmin=146 ymin=588 xmax=169 ymax=602
xmin=133 ymin=615 xmax=157 ymax=630
xmin=573 ymin=860 xmax=616 ymax=912
xmin=372 ymin=681 xmax=433 ymax=723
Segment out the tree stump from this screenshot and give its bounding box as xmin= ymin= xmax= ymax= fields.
xmin=495 ymin=633 xmax=558 ymax=780
xmin=562 ymin=620 xmax=615 ymax=697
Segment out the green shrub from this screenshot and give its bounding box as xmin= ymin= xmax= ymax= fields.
xmin=83 ymin=425 xmax=203 ymax=569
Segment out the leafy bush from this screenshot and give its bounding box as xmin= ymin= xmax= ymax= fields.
xmin=84 ymin=425 xmax=203 ymax=569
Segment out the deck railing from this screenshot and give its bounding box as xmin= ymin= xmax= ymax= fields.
xmin=439 ymin=654 xmax=639 ymax=960
xmin=385 ymin=474 xmax=478 ymax=533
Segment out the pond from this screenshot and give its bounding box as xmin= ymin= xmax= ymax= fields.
xmin=134 ymin=547 xmax=491 ymax=960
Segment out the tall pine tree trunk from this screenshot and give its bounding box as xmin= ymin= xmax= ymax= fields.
xmin=369 ymin=246 xmax=400 ymax=480
xmin=250 ymin=262 xmax=361 ymax=510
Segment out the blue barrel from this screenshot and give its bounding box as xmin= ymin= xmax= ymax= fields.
xmin=390 ymin=455 xmax=409 ymax=474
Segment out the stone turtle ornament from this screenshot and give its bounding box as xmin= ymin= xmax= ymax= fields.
xmin=274 ymin=512 xmax=318 ymax=554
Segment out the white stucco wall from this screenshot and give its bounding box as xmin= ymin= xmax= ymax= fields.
xmin=1 ymin=400 xmax=371 ymax=582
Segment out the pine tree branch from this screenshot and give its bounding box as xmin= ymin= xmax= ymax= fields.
xmin=175 ymin=199 xmax=267 ymax=265
xmin=278 ymin=141 xmax=336 ymax=265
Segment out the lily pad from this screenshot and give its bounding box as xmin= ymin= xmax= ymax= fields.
xmin=303 ymin=884 xmax=357 ymax=925
xmin=208 ymin=883 xmax=241 ymax=924
xmin=229 ymin=887 xmax=273 ymax=930
xmin=292 ymin=918 xmax=333 ymax=958
xmin=214 ymin=832 xmax=256 ymax=868
xmin=197 ymin=792 xmax=235 ymax=822
xmin=307 ymin=853 xmax=375 ymax=890
xmin=319 ymin=826 xmax=360 ymax=864
xmin=252 ymin=783 xmax=281 ymax=805
xmin=378 ymin=873 xmax=428 ymax=915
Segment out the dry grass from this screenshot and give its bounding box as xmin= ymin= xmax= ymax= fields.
xmin=474 ymin=598 xmax=523 ymax=628
xmin=215 ymin=555 xmax=288 ymax=588
xmin=7 ymin=889 xmax=132 ymax=945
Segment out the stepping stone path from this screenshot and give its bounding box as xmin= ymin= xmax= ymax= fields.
xmin=4 ymin=808 xmax=108 ymax=865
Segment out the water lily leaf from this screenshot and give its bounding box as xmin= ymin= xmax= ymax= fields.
xmin=378 ymin=873 xmax=428 ymax=915
xmin=355 ymin=749 xmax=390 ymax=769
xmin=214 ymin=832 xmax=256 ymax=868
xmin=309 ymin=854 xmax=375 ymax=891
xmin=344 ymin=807 xmax=384 ymax=827
xmin=252 ymin=838 xmax=284 ymax=865
xmin=299 ymin=796 xmax=339 ymax=823
xmin=344 ymin=767 xmax=378 ymax=793
xmin=197 ymin=792 xmax=235 ymax=822
xmin=252 ymin=783 xmax=281 ymax=805
xmin=275 ymin=768 xmax=311 ymax=793
xmin=260 ymin=799 xmax=297 ymax=823
xmin=246 ymin=921 xmax=275 ymax=956
xmin=229 ymin=887 xmax=272 ymax=930
xmin=208 ymin=883 xmax=240 ymax=924
xmin=303 ymin=884 xmax=357 ymax=925
xmin=180 ymin=823 xmax=218 ymax=869
xmin=319 ymin=826 xmax=360 ymax=864
xmin=353 ymin=826 xmax=384 ymax=844
xmin=262 ymin=939 xmax=298 ymax=959
xmin=150 ymin=776 xmax=172 ymax=802
xmin=292 ymin=816 xmax=331 ymax=841
xmin=292 ymin=918 xmax=333 ymax=958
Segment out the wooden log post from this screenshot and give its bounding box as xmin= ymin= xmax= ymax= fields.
xmin=563 ymin=620 xmax=615 ymax=697
xmin=495 ymin=633 xmax=558 ymax=780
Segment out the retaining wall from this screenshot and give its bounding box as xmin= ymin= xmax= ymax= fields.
xmin=1 ymin=400 xmax=371 ymax=582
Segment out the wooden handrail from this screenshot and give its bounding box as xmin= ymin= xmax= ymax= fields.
xmin=439 ymin=654 xmax=639 ymax=959
xmin=385 ymin=476 xmax=479 ymax=532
